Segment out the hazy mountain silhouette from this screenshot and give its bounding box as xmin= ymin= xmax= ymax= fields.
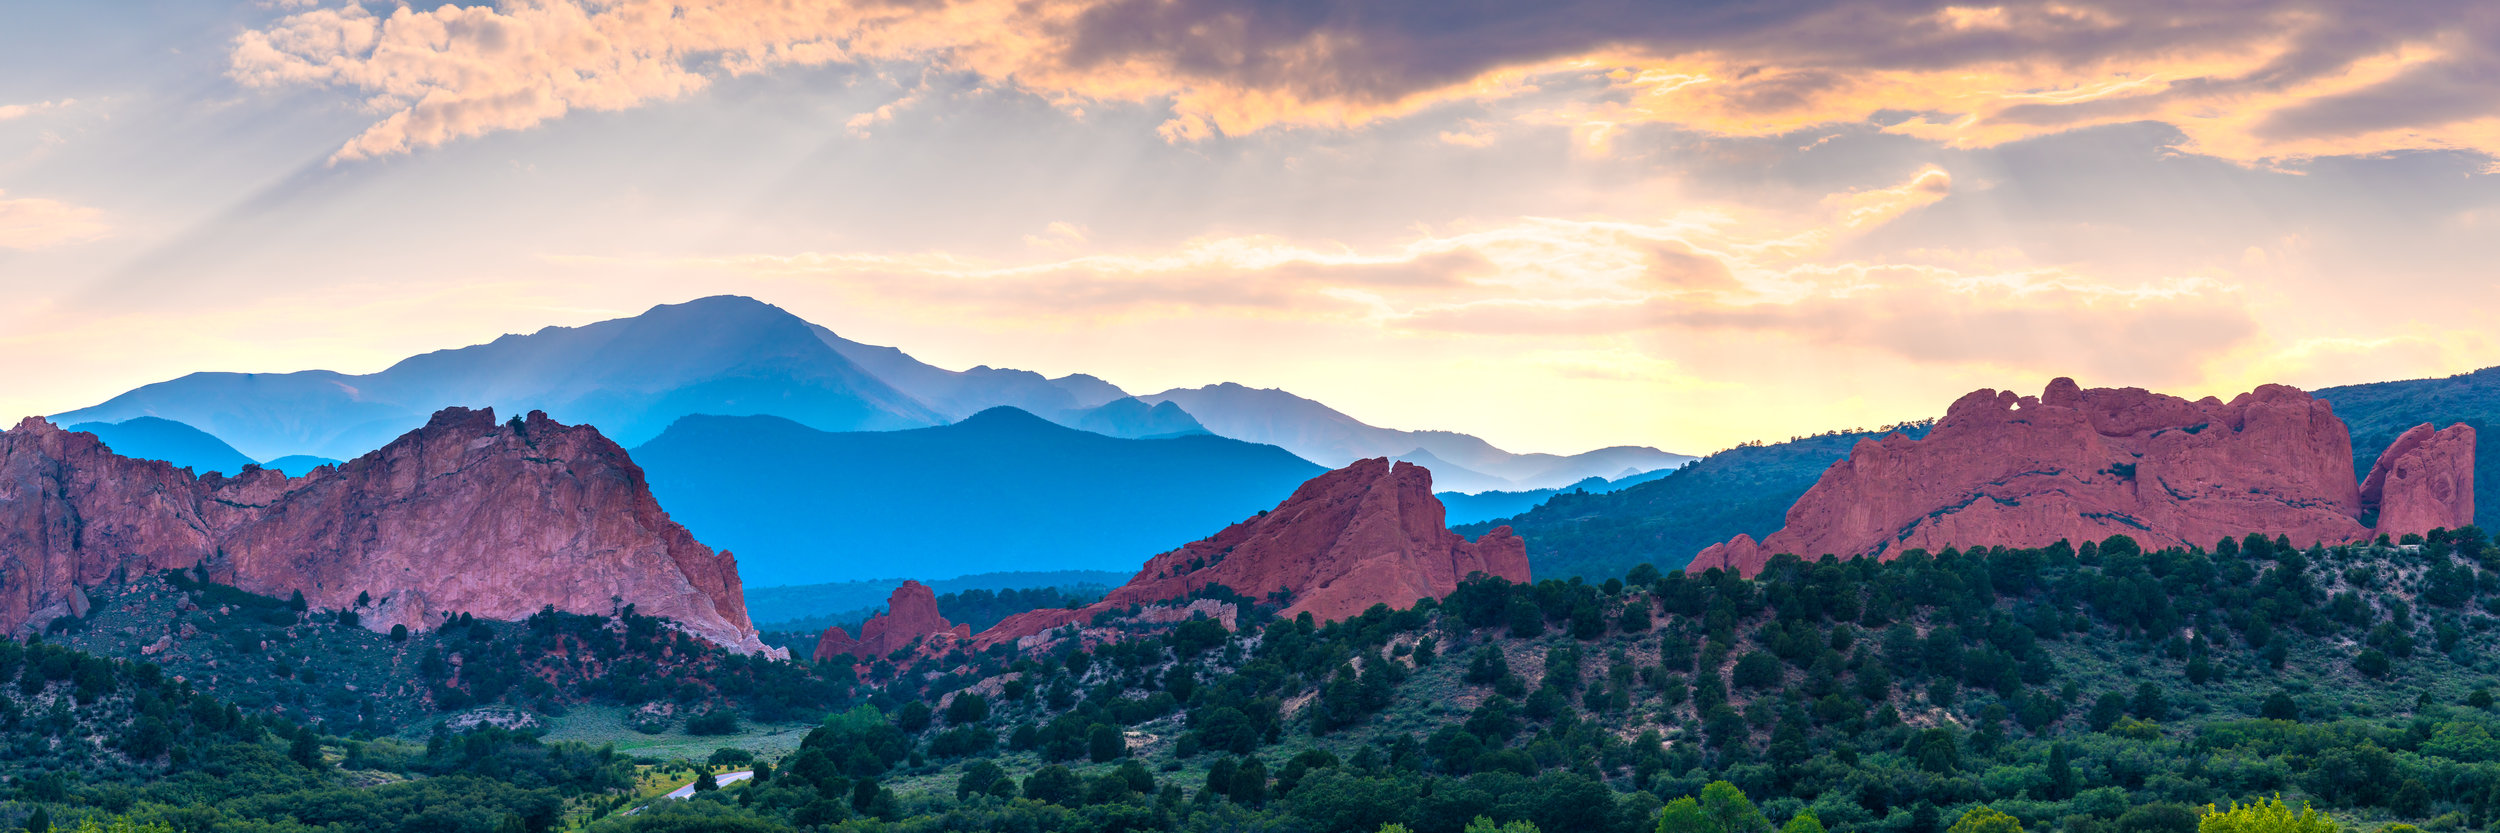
xmin=1438 ymin=466 xmax=1682 ymax=526
xmin=58 ymin=295 xmax=1681 ymax=494
xmin=630 ymin=407 xmax=1326 ymax=586
xmin=56 ymin=297 xmax=941 ymax=460
xmin=1142 ymin=383 xmax=1692 ymax=491
xmin=260 ymin=455 xmax=343 ymax=476
xmin=64 ymin=417 xmax=259 ymax=476
xmin=812 ymin=324 xmax=1203 ymax=438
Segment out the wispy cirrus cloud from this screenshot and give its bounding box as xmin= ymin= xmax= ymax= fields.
xmin=231 ymin=0 xmax=2500 ymax=165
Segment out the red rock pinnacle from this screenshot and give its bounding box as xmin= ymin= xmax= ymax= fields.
xmin=2362 ymin=423 xmax=2477 ymax=539
xmin=812 ymin=580 xmax=972 ymax=662
xmin=976 ymin=458 xmax=1529 ymax=648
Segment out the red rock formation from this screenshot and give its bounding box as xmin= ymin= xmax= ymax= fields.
xmin=0 ymin=408 xmax=778 ymax=656
xmin=1692 ymin=379 xmax=2476 ymax=576
xmin=812 ymin=581 xmax=971 ymax=662
xmin=977 ymin=458 xmax=1528 ymax=649
xmin=2363 ymin=423 xmax=2477 ymax=539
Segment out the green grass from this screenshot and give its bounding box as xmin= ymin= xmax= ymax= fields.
xmin=517 ymin=704 xmax=817 ymax=761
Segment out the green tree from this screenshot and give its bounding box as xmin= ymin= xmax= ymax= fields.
xmin=1509 ymin=598 xmax=1545 ymax=638
xmin=1948 ymin=806 xmax=2025 ymax=833
xmin=1700 ymin=781 xmax=1771 ymax=833
xmin=2198 ymin=801 xmax=2337 ymax=833
xmin=67 ymin=818 xmax=177 ymax=833
xmin=1231 ymin=757 xmax=1270 ymax=806
xmin=1781 ymin=815 xmax=1828 ymax=833
xmin=289 ymin=725 xmax=325 ymax=769
xmin=1905 ymin=728 xmax=1961 ymax=773
xmin=1023 ymin=765 xmax=1081 ymax=805
xmin=1466 ymin=818 xmax=1541 ymax=833
xmin=2045 ymin=743 xmax=2078 ymax=799
xmin=1089 ymin=723 xmax=1126 ymax=762
xmin=956 ymin=760 xmax=1007 ymax=799
xmin=946 ymin=693 xmax=990 ymax=725
xmin=693 ymin=770 xmax=719 ymax=792
xmin=1659 ymin=798 xmax=1708 ymax=833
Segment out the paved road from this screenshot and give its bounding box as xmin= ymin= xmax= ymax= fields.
xmin=662 ymin=770 xmax=754 ymax=799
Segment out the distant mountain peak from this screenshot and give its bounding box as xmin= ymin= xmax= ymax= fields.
xmin=956 ymin=406 xmax=1067 ymax=430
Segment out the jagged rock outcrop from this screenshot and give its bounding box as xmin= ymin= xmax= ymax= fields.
xmin=1691 ymin=378 xmax=2477 ymax=576
xmin=0 ymin=408 xmax=778 ymax=656
xmin=977 ymin=458 xmax=1529 ymax=649
xmin=2362 ymin=423 xmax=2478 ymax=538
xmin=812 ymin=581 xmax=970 ymax=662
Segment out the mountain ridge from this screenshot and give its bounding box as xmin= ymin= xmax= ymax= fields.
xmin=629 ymin=407 xmax=1329 ymax=586
xmin=59 ymin=295 xmax=1670 ymax=495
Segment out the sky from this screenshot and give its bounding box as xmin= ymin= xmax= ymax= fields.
xmin=2 ymin=0 xmax=2497 ymax=457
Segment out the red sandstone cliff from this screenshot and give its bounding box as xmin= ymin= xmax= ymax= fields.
xmin=976 ymin=458 xmax=1529 ymax=649
xmin=0 ymin=408 xmax=778 ymax=656
xmin=2362 ymin=423 xmax=2478 ymax=538
xmin=1691 ymin=379 xmax=2476 ymax=576
xmin=813 ymin=580 xmax=971 ymax=662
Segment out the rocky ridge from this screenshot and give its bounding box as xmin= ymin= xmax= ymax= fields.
xmin=2362 ymin=422 xmax=2479 ymax=537
xmin=0 ymin=408 xmax=777 ymax=655
xmin=976 ymin=458 xmax=1530 ymax=649
xmin=812 ymin=581 xmax=971 ymax=662
xmin=1691 ymin=379 xmax=2476 ymax=576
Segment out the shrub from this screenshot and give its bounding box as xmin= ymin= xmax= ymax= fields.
xmin=687 ymin=709 xmax=741 ymax=736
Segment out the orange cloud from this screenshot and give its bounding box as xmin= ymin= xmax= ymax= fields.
xmin=234 ymin=0 xmax=2500 ymax=165
xmin=552 ymin=165 xmax=2250 ymax=386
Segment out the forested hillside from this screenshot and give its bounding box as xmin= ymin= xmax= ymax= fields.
xmin=1459 ymin=425 xmax=1931 ymax=580
xmin=22 ymin=526 xmax=2500 ymax=833
xmin=695 ymin=527 xmax=2499 ymax=833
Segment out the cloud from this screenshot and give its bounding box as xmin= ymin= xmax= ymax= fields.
xmin=1826 ymin=167 xmax=1953 ymax=230
xmin=0 ymin=192 xmax=110 ymax=250
xmin=0 ymin=99 xmax=75 ymax=120
xmin=566 ymin=164 xmax=2254 ymax=385
xmin=232 ymin=0 xmax=2500 ymax=165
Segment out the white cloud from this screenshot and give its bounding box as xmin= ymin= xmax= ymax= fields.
xmin=0 ymin=99 xmax=75 ymax=121
xmin=0 ymin=191 xmax=110 ymax=250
